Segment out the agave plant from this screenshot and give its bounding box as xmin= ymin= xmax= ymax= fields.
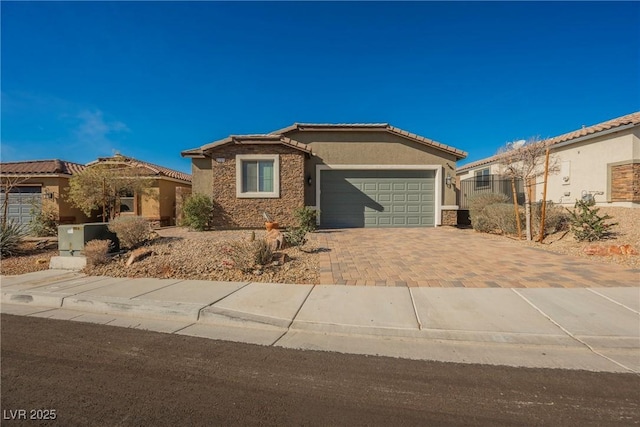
xmin=1 ymin=221 xmax=27 ymax=257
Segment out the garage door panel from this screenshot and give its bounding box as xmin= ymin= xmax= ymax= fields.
xmin=321 ymin=170 xmax=435 ymax=228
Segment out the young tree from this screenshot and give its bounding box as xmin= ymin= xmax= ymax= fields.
xmin=497 ymin=137 xmax=558 ymax=241
xmin=66 ymin=163 xmax=153 ymax=221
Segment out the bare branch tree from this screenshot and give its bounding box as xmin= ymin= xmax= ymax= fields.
xmin=496 ymin=137 xmax=558 ymax=241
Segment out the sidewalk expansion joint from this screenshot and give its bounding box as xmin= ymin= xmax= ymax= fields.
xmin=271 ymin=284 xmax=316 ymax=347
xmin=511 ymin=288 xmax=638 ymax=375
xmin=408 ymin=288 xmax=423 ymax=330
xmin=586 ymin=288 xmax=640 ymax=315
xmin=195 ymin=282 xmax=252 ymax=321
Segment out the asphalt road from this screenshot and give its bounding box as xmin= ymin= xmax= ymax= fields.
xmin=2 ymin=314 xmax=639 ymax=426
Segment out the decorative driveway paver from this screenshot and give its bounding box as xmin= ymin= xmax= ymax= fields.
xmin=315 ymin=228 xmax=640 ymax=288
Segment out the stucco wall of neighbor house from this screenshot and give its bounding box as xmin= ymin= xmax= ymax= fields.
xmin=5 ymin=176 xmax=92 ymax=224
xmin=157 ymin=180 xmax=192 ymax=225
xmin=287 ymin=130 xmax=460 ymax=207
xmin=544 ymin=129 xmax=638 ymax=207
xmin=206 ymin=144 xmax=305 ymax=228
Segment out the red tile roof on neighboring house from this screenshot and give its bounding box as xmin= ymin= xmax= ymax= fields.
xmin=547 ymin=111 xmax=640 ymax=145
xmin=0 ymin=159 xmax=86 ymax=176
xmin=183 ymin=123 xmax=467 ymax=159
xmin=88 ymin=155 xmax=192 ymax=183
xmin=457 ymin=111 xmax=640 ymax=173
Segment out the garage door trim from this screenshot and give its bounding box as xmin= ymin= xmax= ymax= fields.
xmin=315 ymin=164 xmax=442 ymax=227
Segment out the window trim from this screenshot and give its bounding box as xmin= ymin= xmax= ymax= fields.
xmin=236 ymin=154 xmax=280 ymax=198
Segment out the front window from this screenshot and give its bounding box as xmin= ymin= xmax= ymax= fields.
xmin=236 ymin=154 xmax=280 ymax=198
xmin=474 ymin=168 xmax=490 ymax=189
xmin=119 ymin=190 xmax=135 ymax=213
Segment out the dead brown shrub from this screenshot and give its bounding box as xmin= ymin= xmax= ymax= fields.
xmin=84 ymin=239 xmax=111 ymax=266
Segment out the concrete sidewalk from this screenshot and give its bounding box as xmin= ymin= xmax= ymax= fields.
xmin=2 ymin=270 xmax=639 ymax=373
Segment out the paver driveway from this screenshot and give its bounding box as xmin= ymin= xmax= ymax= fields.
xmin=315 ymin=228 xmax=640 ymax=288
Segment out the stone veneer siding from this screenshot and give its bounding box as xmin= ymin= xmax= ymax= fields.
xmin=441 ymin=209 xmax=458 ymax=226
xmin=610 ymin=162 xmax=640 ymax=202
xmin=209 ymin=145 xmax=305 ymax=228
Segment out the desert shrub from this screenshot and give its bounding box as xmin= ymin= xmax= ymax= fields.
xmin=0 ymin=221 xmax=27 ymax=257
xmin=567 ymin=199 xmax=618 ymax=242
xmin=293 ymin=206 xmax=318 ymax=232
xmin=531 ymin=201 xmax=570 ymax=237
xmin=468 ymin=193 xmax=509 ymax=233
xmin=84 ymin=239 xmax=112 ymax=266
xmin=284 ymin=227 xmax=308 ymax=247
xmin=182 ymin=194 xmax=213 ymax=231
xmin=108 ymin=216 xmax=150 ymax=249
xmin=29 ymin=201 xmax=59 ymax=237
xmin=484 ymin=203 xmax=523 ymax=235
xmin=225 ymin=239 xmax=273 ymax=272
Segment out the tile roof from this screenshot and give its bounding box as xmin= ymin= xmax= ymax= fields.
xmin=88 ymin=155 xmax=192 ymax=183
xmin=189 ymin=122 xmax=467 ymax=159
xmin=182 ymin=134 xmax=313 ymax=156
xmin=457 ymin=111 xmax=640 ymax=173
xmin=0 ymin=159 xmax=86 ymax=176
xmin=547 ymin=111 xmax=640 ymax=145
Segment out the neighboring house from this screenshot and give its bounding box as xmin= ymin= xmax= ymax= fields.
xmin=182 ymin=123 xmax=467 ymax=228
xmin=87 ymin=155 xmax=192 ymax=227
xmin=456 ymin=111 xmax=640 ymax=209
xmin=0 ymin=159 xmax=90 ymax=226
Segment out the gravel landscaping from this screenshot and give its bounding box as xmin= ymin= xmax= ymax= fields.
xmin=1 ymin=207 xmax=638 ymax=280
xmin=479 ymin=206 xmax=640 ymax=269
xmin=85 ymin=228 xmax=320 ymax=285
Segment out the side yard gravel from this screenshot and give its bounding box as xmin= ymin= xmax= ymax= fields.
xmin=479 ymin=207 xmax=640 ymax=269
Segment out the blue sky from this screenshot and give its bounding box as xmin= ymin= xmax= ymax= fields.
xmin=2 ymin=1 xmax=639 ymax=173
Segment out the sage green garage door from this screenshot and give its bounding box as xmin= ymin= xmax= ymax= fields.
xmin=320 ymin=170 xmax=435 ymax=228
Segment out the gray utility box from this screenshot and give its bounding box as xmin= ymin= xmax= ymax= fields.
xmin=58 ymin=223 xmax=119 ymax=257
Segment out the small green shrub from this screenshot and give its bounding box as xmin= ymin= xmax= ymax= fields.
xmin=182 ymin=194 xmax=213 ymax=231
xmin=108 ymin=216 xmax=150 ymax=249
xmin=29 ymin=201 xmax=59 ymax=237
xmin=468 ymin=193 xmax=509 ymax=233
xmin=84 ymin=239 xmax=111 ymax=266
xmin=484 ymin=203 xmax=523 ymax=235
xmin=567 ymin=199 xmax=618 ymax=242
xmin=0 ymin=221 xmax=27 ymax=257
xmin=225 ymin=239 xmax=273 ymax=272
xmin=293 ymin=206 xmax=318 ymax=232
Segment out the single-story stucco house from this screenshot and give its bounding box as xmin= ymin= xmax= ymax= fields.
xmin=0 ymin=159 xmax=90 ymax=225
xmin=87 ymin=155 xmax=192 ymax=227
xmin=182 ymin=123 xmax=467 ymax=228
xmin=1 ymin=155 xmax=192 ymax=228
xmin=456 ymin=111 xmax=640 ymax=209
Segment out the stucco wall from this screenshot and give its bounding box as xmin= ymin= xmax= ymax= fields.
xmin=286 ymin=130 xmax=459 ymax=207
xmin=455 ymin=127 xmax=640 ymax=208
xmin=191 ymin=157 xmax=213 ymax=198
xmin=4 ymin=176 xmax=92 ymax=224
xmin=545 ymin=129 xmax=637 ymax=207
xmin=207 ymin=144 xmax=305 ymax=228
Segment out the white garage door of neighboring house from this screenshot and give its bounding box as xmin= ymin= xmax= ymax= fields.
xmin=320 ymin=170 xmax=435 ymax=228
xmin=0 ymin=186 xmax=41 ymax=226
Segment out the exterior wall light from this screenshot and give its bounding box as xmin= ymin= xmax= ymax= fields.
xmin=445 ymin=173 xmax=452 ymax=187
xmin=306 ymin=174 xmax=312 ymax=186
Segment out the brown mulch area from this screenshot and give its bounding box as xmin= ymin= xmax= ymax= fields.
xmin=0 ymin=240 xmax=58 ymax=276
